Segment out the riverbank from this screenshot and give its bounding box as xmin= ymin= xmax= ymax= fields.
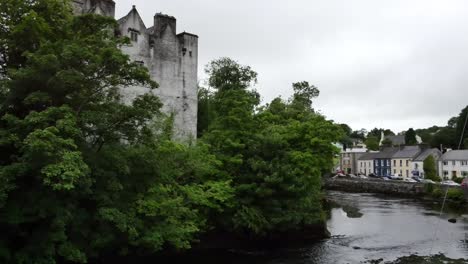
xmin=324 ymin=177 xmax=468 ymax=206
xmin=107 ymin=191 xmax=468 ymax=263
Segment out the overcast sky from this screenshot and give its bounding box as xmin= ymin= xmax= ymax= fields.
xmin=115 ymin=0 xmax=468 ymax=133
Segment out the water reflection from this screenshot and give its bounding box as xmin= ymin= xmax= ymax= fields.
xmin=133 ymin=191 xmax=468 ymax=263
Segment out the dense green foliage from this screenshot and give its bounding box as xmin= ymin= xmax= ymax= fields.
xmin=423 ymin=155 xmax=440 ymax=182
xmin=404 ymin=128 xmax=417 ymax=145
xmin=415 ymin=106 xmax=467 ymax=149
xmin=0 ymin=2 xmax=339 ymax=262
xmin=365 ymin=136 xmax=379 ymax=151
xmin=367 ymin=128 xmax=394 ymax=139
xmin=0 ymin=1 xmax=234 ymax=262
xmin=200 ymin=58 xmax=341 ymax=235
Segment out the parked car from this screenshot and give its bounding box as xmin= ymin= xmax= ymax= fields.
xmin=368 ymin=173 xmax=379 ymax=178
xmin=348 ymin=174 xmax=358 ymax=178
xmin=358 ymin=174 xmax=368 ymax=179
xmin=421 ymin=179 xmax=436 ymax=184
xmin=404 ymin=178 xmax=417 ymax=183
xmin=462 ymin=177 xmax=468 ymax=188
xmin=411 ymin=176 xmax=422 ymax=182
xmin=441 ymin=180 xmax=460 ymax=186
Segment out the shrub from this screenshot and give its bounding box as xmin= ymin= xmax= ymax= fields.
xmin=446 ymin=188 xmax=465 ymax=202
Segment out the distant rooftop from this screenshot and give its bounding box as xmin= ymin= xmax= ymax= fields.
xmin=358 ymin=152 xmax=380 ymax=160
xmin=392 ymin=146 xmax=421 ymax=159
xmin=440 ymin=150 xmax=468 ymax=161
xmin=384 ymin=135 xmax=405 ymax=145
xmin=414 ymin=148 xmax=441 ymax=161
xmin=374 ymin=147 xmax=399 ymax=159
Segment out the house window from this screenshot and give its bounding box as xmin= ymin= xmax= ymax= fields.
xmin=443 ymin=170 xmax=448 ymax=176
xmin=406 ymin=160 xmax=409 ymax=166
xmin=394 ymin=169 xmax=396 ymax=174
xmin=387 ymin=160 xmax=390 ymax=166
xmin=400 ymin=160 xmax=402 ymax=166
xmin=443 ymin=161 xmax=448 ymax=165
xmin=462 ymin=171 xmax=468 ymax=176
xmin=375 ymin=160 xmax=378 ymax=166
xmin=381 ymin=160 xmax=384 ymax=166
xmin=393 ymin=160 xmax=396 ymax=166
xmin=406 ymin=170 xmax=409 ymax=177
xmin=452 ymin=161 xmax=456 ymax=166
xmin=462 ymin=161 xmax=468 ymax=166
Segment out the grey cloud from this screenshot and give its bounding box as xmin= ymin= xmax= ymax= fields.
xmin=115 ymin=0 xmax=468 ymax=132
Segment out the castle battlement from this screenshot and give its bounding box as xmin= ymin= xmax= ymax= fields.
xmin=73 ymin=1 xmax=198 ymax=140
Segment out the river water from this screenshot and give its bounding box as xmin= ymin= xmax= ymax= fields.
xmin=166 ymin=191 xmax=468 ymax=264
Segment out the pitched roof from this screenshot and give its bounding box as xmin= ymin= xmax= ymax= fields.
xmin=392 ymin=146 xmax=421 ymax=159
xmin=440 ymin=150 xmax=468 ymax=161
xmin=117 ymin=5 xmax=147 ymax=29
xmin=385 ymin=135 xmax=405 ymax=145
xmin=374 ymin=147 xmax=399 ymax=159
xmin=341 ymin=148 xmax=368 ymax=153
xmin=358 ymin=152 xmax=380 ymax=160
xmin=414 ymin=148 xmax=442 ymax=161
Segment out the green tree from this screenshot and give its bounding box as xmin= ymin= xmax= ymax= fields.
xmin=431 ymin=127 xmax=457 ymax=150
xmin=381 ymin=138 xmax=393 ymax=147
xmin=0 ymin=2 xmax=234 ymax=262
xmin=367 ymin=128 xmax=394 ymax=139
xmin=201 ymin=58 xmax=341 ymax=236
xmin=339 ymin=124 xmax=352 ymax=136
xmin=405 ymin=128 xmax=417 ymax=145
xmin=197 ymin=87 xmax=216 ymax=138
xmin=350 ymin=128 xmax=367 ymax=141
xmin=423 ymin=155 xmax=440 ymax=182
xmin=455 ymin=105 xmax=468 ymax=149
xmin=365 ymin=136 xmax=379 ymax=151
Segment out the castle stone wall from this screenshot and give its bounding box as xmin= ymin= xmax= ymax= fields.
xmin=73 ymin=1 xmax=198 ymax=141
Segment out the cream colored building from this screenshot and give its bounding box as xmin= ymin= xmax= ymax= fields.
xmin=391 ymin=146 xmax=421 ymax=178
xmin=340 ymin=148 xmax=367 ymax=174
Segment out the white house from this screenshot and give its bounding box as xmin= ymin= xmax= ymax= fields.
xmin=412 ymin=148 xmax=441 ymax=178
xmin=357 ymin=152 xmax=378 ymax=175
xmin=438 ymin=150 xmax=468 ymax=179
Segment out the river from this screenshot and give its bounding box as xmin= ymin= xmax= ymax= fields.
xmin=125 ymin=191 xmax=468 ymax=263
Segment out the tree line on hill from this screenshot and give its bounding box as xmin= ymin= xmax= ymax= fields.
xmin=338 ymin=107 xmax=468 ymax=151
xmin=0 ymin=1 xmax=341 ymax=262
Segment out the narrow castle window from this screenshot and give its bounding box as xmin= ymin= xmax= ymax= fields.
xmin=189 ymin=51 xmax=192 ymax=57
xmin=130 ymin=31 xmax=138 ymax=42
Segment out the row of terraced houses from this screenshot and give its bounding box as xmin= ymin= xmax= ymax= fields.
xmin=340 ymin=146 xmax=468 ymax=180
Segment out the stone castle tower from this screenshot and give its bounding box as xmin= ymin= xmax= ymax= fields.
xmin=72 ymin=0 xmax=198 ymax=140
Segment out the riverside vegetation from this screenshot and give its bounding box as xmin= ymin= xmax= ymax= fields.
xmin=0 ymin=1 xmax=342 ymax=263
